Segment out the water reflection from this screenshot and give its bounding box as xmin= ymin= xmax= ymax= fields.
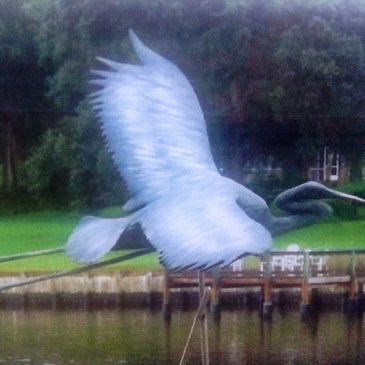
xmin=0 ymin=309 xmax=364 ymax=365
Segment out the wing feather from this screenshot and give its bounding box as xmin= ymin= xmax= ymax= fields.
xmin=91 ymin=30 xmax=217 ymax=204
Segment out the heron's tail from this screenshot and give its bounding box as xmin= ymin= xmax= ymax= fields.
xmin=66 ymin=215 xmax=132 ymax=264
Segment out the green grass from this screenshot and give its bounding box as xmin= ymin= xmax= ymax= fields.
xmin=0 ymin=250 xmax=161 ymax=272
xmin=0 ymin=209 xmax=160 ymax=272
xmin=0 ymin=209 xmax=365 ymax=272
xmin=274 ymin=219 xmax=365 ymax=250
xmin=0 ymin=211 xmax=78 ymax=255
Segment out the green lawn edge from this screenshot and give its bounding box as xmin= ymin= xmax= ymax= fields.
xmin=0 ymin=210 xmax=364 ymax=272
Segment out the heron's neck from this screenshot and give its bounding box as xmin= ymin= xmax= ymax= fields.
xmin=270 ymin=214 xmax=325 ymax=236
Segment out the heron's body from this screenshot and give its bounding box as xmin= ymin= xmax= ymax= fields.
xmin=66 ymin=30 xmax=365 ymax=271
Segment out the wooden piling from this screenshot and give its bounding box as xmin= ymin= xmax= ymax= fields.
xmin=211 ymin=268 xmax=220 ymax=319
xmin=262 ymin=251 xmax=273 ymax=318
xmin=345 ymin=250 xmax=358 ymax=313
xmin=163 ymin=269 xmax=171 ymax=320
xmin=198 ymin=271 xmax=209 ymax=365
xmin=301 ymin=251 xmax=311 ymax=315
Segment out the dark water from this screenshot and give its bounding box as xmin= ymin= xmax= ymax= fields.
xmin=0 ymin=309 xmax=364 ymax=365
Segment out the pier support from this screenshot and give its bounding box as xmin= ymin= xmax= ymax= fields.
xmin=163 ymin=269 xmax=171 ymax=321
xmin=261 ymin=252 xmax=273 ymax=319
xmin=343 ymin=251 xmax=358 ymax=315
xmin=300 ymin=251 xmax=312 ymax=317
xmin=344 ymin=297 xmax=357 ymax=314
xmin=300 ymin=282 xmax=311 ymax=315
xmin=357 ymin=283 xmax=365 ymax=313
xmin=198 ymin=271 xmax=210 ymax=365
xmin=210 ymin=268 xmax=220 ymax=320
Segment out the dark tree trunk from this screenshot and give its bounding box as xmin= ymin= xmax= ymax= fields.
xmin=2 ymin=113 xmax=17 ymax=192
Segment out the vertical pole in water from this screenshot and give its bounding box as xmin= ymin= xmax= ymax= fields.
xmin=262 ymin=251 xmax=273 ymax=319
xmin=346 ymin=250 xmax=357 ymax=314
xmin=211 ymin=268 xmax=220 ymax=320
xmin=163 ymin=269 xmax=171 ymax=321
xmin=301 ymin=250 xmax=311 ymax=316
xmin=198 ymin=271 xmax=210 ymax=365
xmin=178 ymin=286 xmax=211 ymax=365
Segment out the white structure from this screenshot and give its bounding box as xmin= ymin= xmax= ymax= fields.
xmin=308 ymin=146 xmax=340 ymax=183
xmin=231 ymin=258 xmax=245 ymax=272
xmin=259 ymin=245 xmax=327 ymax=274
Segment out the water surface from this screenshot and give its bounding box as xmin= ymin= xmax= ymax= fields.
xmin=0 ymin=309 xmax=364 ymax=365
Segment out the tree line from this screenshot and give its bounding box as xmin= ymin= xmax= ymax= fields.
xmin=1 ymin=0 xmax=365 ymax=209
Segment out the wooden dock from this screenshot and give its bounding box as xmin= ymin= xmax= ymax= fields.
xmin=163 ymin=249 xmax=365 ymax=318
xmin=1 ymin=247 xmax=365 ymax=315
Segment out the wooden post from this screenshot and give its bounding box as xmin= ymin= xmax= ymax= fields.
xmin=262 ymin=251 xmax=273 ymax=319
xmin=211 ymin=268 xmax=220 ymax=319
xmin=163 ymin=269 xmax=171 ymax=320
xmin=198 ymin=271 xmax=210 ymax=365
xmin=301 ymin=250 xmax=311 ymax=316
xmin=350 ymin=251 xmax=357 ymax=297
xmin=345 ymin=251 xmax=357 ymax=313
xmin=357 ymin=282 xmax=364 ymax=313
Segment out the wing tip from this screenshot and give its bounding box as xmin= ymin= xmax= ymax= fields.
xmin=95 ymin=56 xmax=124 ymax=71
xmin=128 ymin=28 xmax=138 ymax=43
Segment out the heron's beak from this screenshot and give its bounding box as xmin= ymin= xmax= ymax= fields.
xmin=324 ymin=187 xmax=365 ymax=204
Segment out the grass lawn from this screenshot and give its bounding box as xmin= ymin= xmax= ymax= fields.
xmin=0 ymin=209 xmax=161 ymax=272
xmin=0 ymin=209 xmax=364 ymax=272
xmin=274 ymin=218 xmax=365 ymax=250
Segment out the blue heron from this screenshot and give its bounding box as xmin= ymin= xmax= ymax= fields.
xmin=66 ymin=30 xmax=365 ymax=271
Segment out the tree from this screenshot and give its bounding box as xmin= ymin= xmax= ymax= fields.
xmin=0 ymin=0 xmax=50 ymax=191
xmin=22 ymin=102 xmax=125 ymax=208
xmin=15 ymin=0 xmax=365 ymax=208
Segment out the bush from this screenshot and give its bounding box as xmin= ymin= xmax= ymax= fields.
xmin=330 ymin=200 xmax=359 ymax=220
xmin=21 ymin=102 xmax=126 ymax=209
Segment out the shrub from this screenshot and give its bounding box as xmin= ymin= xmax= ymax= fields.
xmin=21 ymin=102 xmax=126 ymax=209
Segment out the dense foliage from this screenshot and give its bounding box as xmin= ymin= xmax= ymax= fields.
xmin=1 ymin=0 xmax=365 ymax=208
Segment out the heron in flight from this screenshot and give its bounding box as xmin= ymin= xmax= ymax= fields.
xmin=66 ymin=30 xmax=365 ymax=271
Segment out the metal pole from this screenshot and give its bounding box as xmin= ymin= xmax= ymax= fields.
xmin=0 ymin=247 xmax=64 ymax=264
xmin=0 ymin=248 xmax=154 ymax=292
xmin=178 ymin=286 xmax=211 ymax=365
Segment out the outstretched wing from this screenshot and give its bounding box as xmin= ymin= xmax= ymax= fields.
xmin=90 ymin=30 xmax=217 ymax=205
